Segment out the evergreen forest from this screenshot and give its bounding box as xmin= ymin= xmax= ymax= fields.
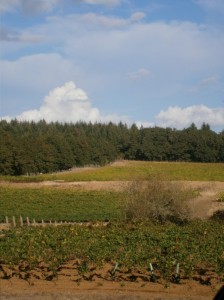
xmin=0 ymin=120 xmax=224 ymax=176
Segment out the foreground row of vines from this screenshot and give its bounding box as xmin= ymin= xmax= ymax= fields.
xmin=0 ymin=220 xmax=224 ymax=286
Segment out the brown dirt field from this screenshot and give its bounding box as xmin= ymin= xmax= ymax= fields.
xmin=1 ymin=277 xmax=223 ymax=300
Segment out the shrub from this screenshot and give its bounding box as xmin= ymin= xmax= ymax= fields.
xmin=123 ymin=176 xmax=192 ymax=224
xmin=211 ymin=210 xmax=224 ymax=221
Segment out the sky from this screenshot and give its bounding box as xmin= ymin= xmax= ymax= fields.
xmin=0 ymin=0 xmax=224 ymax=132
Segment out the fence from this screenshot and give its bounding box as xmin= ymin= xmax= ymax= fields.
xmin=2 ymin=216 xmax=109 ymax=228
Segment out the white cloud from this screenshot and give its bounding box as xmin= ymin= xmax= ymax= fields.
xmin=195 ymin=0 xmax=224 ymax=12
xmin=81 ymin=13 xmax=127 ymax=28
xmin=79 ymin=11 xmax=146 ymax=29
xmin=83 ymin=0 xmax=121 ymax=5
xmin=130 ymin=12 xmax=146 ymax=22
xmin=0 ymin=27 xmax=20 ymax=41
xmin=189 ymin=75 xmax=220 ymax=92
xmin=135 ymin=121 xmax=155 ymax=128
xmin=0 ymin=0 xmax=59 ymax=14
xmin=156 ymin=105 xmax=224 ymax=129
xmin=128 ymin=68 xmax=153 ymax=80
xmin=0 ymin=0 xmax=19 ymax=13
xmin=2 ymin=82 xmax=128 ymax=124
xmin=0 ymin=0 xmax=121 ymax=14
xmin=198 ymin=75 xmax=220 ymax=86
xmin=1 ymin=11 xmax=224 ymax=129
xmin=0 ymin=27 xmax=43 ymax=43
xmin=1 ymin=53 xmax=77 ymax=90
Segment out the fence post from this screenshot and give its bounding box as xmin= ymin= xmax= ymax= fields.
xmin=26 ymin=217 xmax=30 ymax=226
xmin=5 ymin=216 xmax=9 ymax=227
xmin=42 ymin=219 xmax=45 ymax=227
xmin=33 ymin=219 xmax=36 ymax=226
xmin=19 ymin=216 xmax=23 ymax=227
xmin=12 ymin=216 xmax=16 ymax=227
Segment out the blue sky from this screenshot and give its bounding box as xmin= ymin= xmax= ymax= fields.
xmin=1 ymin=0 xmax=224 ymax=131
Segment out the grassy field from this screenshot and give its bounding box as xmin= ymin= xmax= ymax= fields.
xmin=0 ymin=187 xmax=123 ymax=223
xmin=0 ymin=161 xmax=224 ymax=182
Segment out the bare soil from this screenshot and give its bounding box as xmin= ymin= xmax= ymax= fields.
xmin=1 ymin=274 xmax=223 ymax=300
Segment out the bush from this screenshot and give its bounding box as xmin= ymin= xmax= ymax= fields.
xmin=211 ymin=210 xmax=224 ymax=221
xmin=123 ymin=177 xmax=192 ymax=224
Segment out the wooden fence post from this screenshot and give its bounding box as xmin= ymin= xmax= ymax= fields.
xmin=12 ymin=216 xmax=16 ymax=227
xmin=26 ymin=217 xmax=30 ymax=226
xmin=5 ymin=216 xmax=9 ymax=227
xmin=19 ymin=216 xmax=23 ymax=227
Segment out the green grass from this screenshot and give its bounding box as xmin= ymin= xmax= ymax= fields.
xmin=0 ymin=161 xmax=224 ymax=182
xmin=217 ymin=192 xmax=224 ymax=202
xmin=0 ymin=187 xmax=123 ymax=223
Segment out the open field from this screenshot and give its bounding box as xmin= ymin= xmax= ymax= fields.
xmin=0 ymin=160 xmax=224 ymax=182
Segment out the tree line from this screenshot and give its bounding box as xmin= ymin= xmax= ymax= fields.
xmin=0 ymin=120 xmax=223 ymax=175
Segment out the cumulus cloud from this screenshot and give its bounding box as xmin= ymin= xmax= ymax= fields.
xmin=1 ymin=10 xmax=224 ymax=131
xmin=156 ymin=105 xmax=224 ymax=129
xmin=2 ymin=82 xmax=128 ymax=124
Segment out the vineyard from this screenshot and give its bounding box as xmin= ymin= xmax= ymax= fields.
xmin=0 ymin=187 xmax=123 ymax=222
xmin=1 ymin=160 xmax=224 ymax=182
xmin=0 ymin=161 xmax=224 ymax=299
xmin=1 ymin=221 xmax=224 ymax=286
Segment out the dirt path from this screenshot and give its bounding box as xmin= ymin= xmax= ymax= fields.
xmin=1 ymin=277 xmax=222 ymax=300
xmin=182 ymin=181 xmax=224 ymax=218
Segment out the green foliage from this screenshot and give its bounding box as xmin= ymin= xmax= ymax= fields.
xmin=0 ymin=120 xmax=224 ymax=176
xmin=0 ymin=221 xmax=223 ymax=282
xmin=0 ymin=187 xmax=123 ymax=222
